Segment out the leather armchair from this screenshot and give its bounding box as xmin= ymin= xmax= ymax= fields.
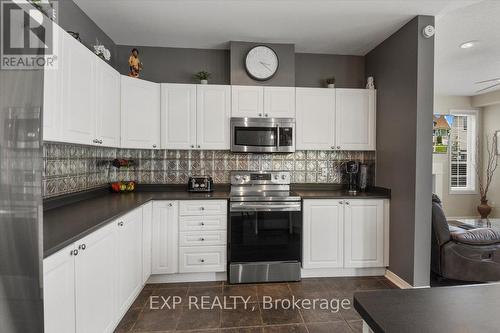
xmin=431 ymin=194 xmax=500 ymax=282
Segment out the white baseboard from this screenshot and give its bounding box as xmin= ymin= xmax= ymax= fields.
xmin=147 ymin=272 xmax=227 ymax=283
xmin=301 ymin=267 xmax=386 ymax=278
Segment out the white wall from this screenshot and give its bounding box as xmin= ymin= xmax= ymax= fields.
xmin=482 ymin=103 xmax=500 ymax=217
xmin=433 ymin=95 xmax=479 ymax=218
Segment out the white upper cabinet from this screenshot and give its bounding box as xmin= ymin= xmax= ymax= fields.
xmin=95 ymin=58 xmax=121 ymax=147
xmin=60 ymin=29 xmax=96 ymax=145
xmin=152 ymin=201 xmax=179 ymax=274
xmin=335 ymin=89 xmax=376 ymax=150
xmin=343 ymin=199 xmax=385 ymax=268
xmin=231 ymin=85 xmax=264 ymax=117
xmin=162 ymin=84 xmax=230 ymax=150
xmin=263 ymin=86 xmax=296 ymax=118
xmin=196 ymin=85 xmax=231 ymax=149
xmin=43 ymin=24 xmax=63 ymax=142
xmin=121 ymin=76 xmax=161 ymax=149
xmin=296 ymin=88 xmax=336 ymax=150
xmin=302 ymin=199 xmax=344 ymax=269
xmin=231 ymin=85 xmax=295 ymax=118
xmin=160 ymin=83 xmax=197 ymax=149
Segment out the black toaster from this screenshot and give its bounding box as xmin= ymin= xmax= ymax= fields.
xmin=187 ymin=175 xmax=214 ymax=192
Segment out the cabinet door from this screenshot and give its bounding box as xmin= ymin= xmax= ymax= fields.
xmin=231 ymin=85 xmax=264 ymax=117
xmin=142 ymin=202 xmax=153 ymax=283
xmin=302 ymin=199 xmax=344 ymax=269
xmin=121 ymin=76 xmax=161 ymax=149
xmin=43 ymin=244 xmax=76 ymax=333
xmin=74 ymin=223 xmax=117 ymax=333
xmin=95 ymin=58 xmax=121 ymax=147
xmin=160 ymin=83 xmax=197 ymax=149
xmin=152 ymin=201 xmax=179 ymax=274
xmin=264 ymin=87 xmax=295 ymax=118
xmin=61 ymin=31 xmax=96 ymax=145
xmin=43 ymin=24 xmax=63 ymax=142
xmin=196 ymin=85 xmax=231 ymax=150
xmin=296 ymin=88 xmax=335 ymax=150
xmin=335 ymin=89 xmax=376 ymax=150
xmin=116 ymin=208 xmax=143 ymax=317
xmin=344 ymin=199 xmax=385 ymax=268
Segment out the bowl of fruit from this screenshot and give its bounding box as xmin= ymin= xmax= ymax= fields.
xmin=111 ymin=181 xmax=136 ymax=193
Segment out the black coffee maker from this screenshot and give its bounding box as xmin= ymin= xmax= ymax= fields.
xmin=345 ymin=161 xmax=359 ymax=194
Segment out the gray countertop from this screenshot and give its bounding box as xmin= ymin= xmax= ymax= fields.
xmin=43 ymin=185 xmax=390 ymax=258
xmin=354 ymin=284 xmax=500 ymax=333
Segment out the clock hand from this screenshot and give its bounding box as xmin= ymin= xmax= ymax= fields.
xmin=260 ymin=61 xmax=273 ymax=72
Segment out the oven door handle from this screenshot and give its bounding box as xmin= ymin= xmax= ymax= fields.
xmin=230 ymin=203 xmax=301 ymax=212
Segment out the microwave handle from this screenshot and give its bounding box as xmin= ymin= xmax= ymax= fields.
xmin=276 ymin=125 xmax=280 ymax=149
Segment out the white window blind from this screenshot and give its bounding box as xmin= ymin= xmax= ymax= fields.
xmin=449 ymin=111 xmax=477 ymax=193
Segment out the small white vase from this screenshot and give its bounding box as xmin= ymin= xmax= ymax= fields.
xmin=200 ymin=79 xmax=208 ymax=84
xmin=327 ymin=83 xmax=335 ymax=88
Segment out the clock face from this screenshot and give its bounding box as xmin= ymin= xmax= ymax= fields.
xmin=245 ymin=46 xmax=279 ymax=81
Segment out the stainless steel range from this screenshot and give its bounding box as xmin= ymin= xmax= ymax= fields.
xmin=228 ymin=171 xmax=302 ymax=284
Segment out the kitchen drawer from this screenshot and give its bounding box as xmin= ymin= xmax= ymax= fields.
xmin=179 ymin=231 xmax=226 ymax=246
xmin=179 ymin=246 xmax=226 ymax=273
xmin=179 ymin=215 xmax=227 ymax=231
xmin=179 ymin=200 xmax=227 ymax=216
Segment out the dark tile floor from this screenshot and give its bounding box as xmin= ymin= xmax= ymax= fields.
xmin=115 ymin=276 xmax=398 ymax=333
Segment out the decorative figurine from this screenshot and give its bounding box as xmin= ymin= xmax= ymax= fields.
xmin=128 ymin=48 xmax=143 ymax=78
xmin=366 ymin=76 xmax=375 ymax=89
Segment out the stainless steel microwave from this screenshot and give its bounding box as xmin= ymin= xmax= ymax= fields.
xmin=230 ymin=117 xmax=295 ymax=153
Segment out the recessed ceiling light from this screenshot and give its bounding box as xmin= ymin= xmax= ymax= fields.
xmin=459 ymin=41 xmax=478 ymax=49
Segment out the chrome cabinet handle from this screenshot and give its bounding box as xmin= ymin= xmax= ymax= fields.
xmin=99 ymin=140 xmax=103 ymax=144
xmin=339 ymin=201 xmax=344 ymax=204
xmin=168 ymin=203 xmax=173 ymax=207
xmin=78 ymin=244 xmax=86 ymax=250
xmin=200 ymin=237 xmax=205 ymax=241
xmin=331 ymin=146 xmax=335 ymax=150
xmin=200 ymin=207 xmax=205 ymax=211
xmin=200 ymin=258 xmax=205 ymax=263
xmin=265 ymin=113 xmax=269 ymax=117
xmin=345 ymin=201 xmax=350 ymax=205
xmin=118 ymin=221 xmax=124 ymax=227
xmin=197 ymin=145 xmax=201 ymax=148
xmin=200 ymin=222 xmax=205 ymax=226
xmin=152 ymin=144 xmax=157 ymax=148
xmin=337 ymin=146 xmax=341 ymax=149
xmin=71 ymin=249 xmax=79 ymax=256
xmin=258 ymin=113 xmax=262 ymax=117
xmin=191 ymin=145 xmax=195 ymax=148
xmin=92 ymin=139 xmax=98 ymax=144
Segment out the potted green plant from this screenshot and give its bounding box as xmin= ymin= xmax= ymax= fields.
xmin=194 ymin=71 xmax=211 ymax=84
xmin=326 ymin=77 xmax=335 ymax=88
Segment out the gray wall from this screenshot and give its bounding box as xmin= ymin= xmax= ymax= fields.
xmin=366 ymin=15 xmax=434 ymax=287
xmin=230 ymin=41 xmax=295 ymax=86
xmin=58 ymin=0 xmax=117 ymax=67
xmin=116 ymin=45 xmax=230 ymax=84
xmin=296 ymin=53 xmax=365 ymax=88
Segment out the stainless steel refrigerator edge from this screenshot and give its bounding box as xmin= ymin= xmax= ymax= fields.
xmin=0 ymin=2 xmax=45 ymax=331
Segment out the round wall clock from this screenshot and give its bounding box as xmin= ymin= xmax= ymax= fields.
xmin=245 ymin=45 xmax=279 ymax=81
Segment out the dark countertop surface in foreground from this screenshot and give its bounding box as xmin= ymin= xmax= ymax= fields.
xmin=43 ymin=184 xmax=390 ymax=258
xmin=354 ymin=284 xmax=500 ymax=333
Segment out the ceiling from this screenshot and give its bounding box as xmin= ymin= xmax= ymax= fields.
xmin=74 ymin=0 xmax=475 ymax=56
xmin=435 ymin=0 xmax=500 ymax=96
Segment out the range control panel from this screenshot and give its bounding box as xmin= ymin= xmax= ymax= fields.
xmin=230 ymin=171 xmax=291 ymax=185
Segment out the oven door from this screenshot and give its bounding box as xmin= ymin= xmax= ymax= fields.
xmin=229 ymin=202 xmax=302 ymax=263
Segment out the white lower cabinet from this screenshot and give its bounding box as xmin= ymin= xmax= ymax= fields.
xmin=43 ymin=205 xmax=147 ymax=333
xmin=74 ymin=223 xmax=117 ymax=333
xmin=116 ymin=208 xmax=143 ymax=317
xmin=151 ymin=201 xmax=179 ymax=274
xmin=179 ymin=246 xmax=226 ymax=273
xmin=43 ymin=244 xmax=76 ymax=333
xmin=142 ymin=202 xmax=153 ymax=283
xmin=303 ymin=199 xmax=389 ymax=272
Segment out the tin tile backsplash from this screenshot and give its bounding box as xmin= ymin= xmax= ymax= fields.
xmin=42 ymin=142 xmax=375 ymax=198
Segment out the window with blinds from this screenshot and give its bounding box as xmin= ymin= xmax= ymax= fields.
xmin=449 ymin=111 xmax=477 ymax=193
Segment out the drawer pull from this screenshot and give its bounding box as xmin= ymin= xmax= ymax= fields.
xmin=200 ymin=258 xmax=205 ymax=263
xmin=71 ymin=249 xmax=79 ymax=256
xmin=78 ymin=244 xmax=86 ymax=250
xmin=200 ymin=222 xmax=205 ymax=226
xmin=118 ymin=221 xmax=124 ymax=227
xmin=200 ymin=237 xmax=205 ymax=241
xmin=200 ymin=207 xmax=205 ymax=211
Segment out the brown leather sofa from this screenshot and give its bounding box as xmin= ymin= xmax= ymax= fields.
xmin=431 ymin=194 xmax=500 ymax=282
